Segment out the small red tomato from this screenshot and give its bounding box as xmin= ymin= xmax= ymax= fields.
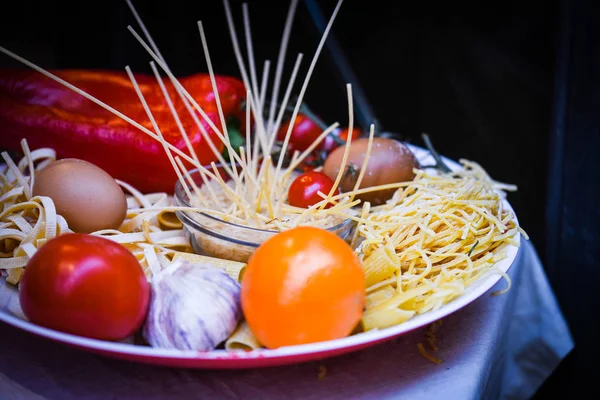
xmin=19 ymin=233 xmax=150 ymax=341
xmin=277 ymin=114 xmax=323 ymax=153
xmin=321 ymin=127 xmax=362 ymax=154
xmin=288 ymin=171 xmax=340 ymax=208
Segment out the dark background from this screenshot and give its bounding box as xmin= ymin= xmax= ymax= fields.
xmin=1 ymin=0 xmax=598 ymax=397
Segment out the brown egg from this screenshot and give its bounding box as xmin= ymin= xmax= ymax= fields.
xmin=33 ymin=159 xmax=127 ymax=233
xmin=323 ymin=137 xmax=419 ymax=206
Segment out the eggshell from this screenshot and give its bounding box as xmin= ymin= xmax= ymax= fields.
xmin=323 ymin=137 xmax=419 ymax=206
xmin=32 ymin=159 xmax=127 ymax=233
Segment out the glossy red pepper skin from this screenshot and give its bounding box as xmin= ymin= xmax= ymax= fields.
xmin=0 ymin=69 xmax=246 ymax=193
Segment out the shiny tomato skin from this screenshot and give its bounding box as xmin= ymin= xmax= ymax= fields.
xmin=277 ymin=114 xmax=323 ymax=153
xmin=19 ymin=233 xmax=150 ymax=341
xmin=288 ymin=171 xmax=339 ymax=208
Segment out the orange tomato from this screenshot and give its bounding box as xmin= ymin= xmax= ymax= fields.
xmin=241 ymin=226 xmax=365 ymax=348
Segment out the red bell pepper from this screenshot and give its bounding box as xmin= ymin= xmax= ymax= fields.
xmin=0 ymin=69 xmax=246 ymax=193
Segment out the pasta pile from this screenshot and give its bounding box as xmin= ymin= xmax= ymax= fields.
xmin=350 ymin=160 xmax=527 ymax=331
xmin=0 ymin=142 xmax=70 ymax=284
xmin=185 ymin=165 xmax=351 ymax=231
xmin=92 ymin=183 xmax=193 ymax=278
xmin=0 ymin=141 xmax=212 ymax=282
xmin=0 ymin=141 xmax=257 ymax=351
xmin=1 ymin=140 xmax=527 ymax=352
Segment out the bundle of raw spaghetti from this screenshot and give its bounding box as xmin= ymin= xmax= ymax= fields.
xmin=352 ymin=160 xmax=528 ymax=331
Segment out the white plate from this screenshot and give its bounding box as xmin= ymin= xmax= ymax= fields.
xmin=0 ymin=146 xmax=521 ymax=369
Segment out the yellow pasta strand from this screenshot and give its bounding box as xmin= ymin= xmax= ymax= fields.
xmin=344 ymin=164 xmax=525 ymax=331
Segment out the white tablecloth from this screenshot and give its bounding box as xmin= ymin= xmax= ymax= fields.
xmin=0 ymin=241 xmax=573 ymax=400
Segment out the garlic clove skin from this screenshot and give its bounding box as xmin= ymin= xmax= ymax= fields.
xmin=143 ymin=260 xmax=242 ymax=351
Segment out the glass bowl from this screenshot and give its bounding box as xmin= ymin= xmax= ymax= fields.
xmin=174 ymin=166 xmax=356 ymax=263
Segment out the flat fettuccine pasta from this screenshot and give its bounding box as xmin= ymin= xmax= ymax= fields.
xmin=0 ymin=140 xmax=199 ymax=283
xmin=0 ymin=142 xmax=69 ymax=284
xmin=91 ymin=187 xmax=194 ymax=278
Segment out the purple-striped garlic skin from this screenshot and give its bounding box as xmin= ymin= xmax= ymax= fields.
xmin=143 ymin=260 xmax=242 ymax=351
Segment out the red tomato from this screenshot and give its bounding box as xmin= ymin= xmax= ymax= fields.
xmin=19 ymin=233 xmax=150 ymax=341
xmin=277 ymin=114 xmax=323 ymax=153
xmin=321 ymin=127 xmax=362 ymax=154
xmin=288 ymin=171 xmax=339 ymax=208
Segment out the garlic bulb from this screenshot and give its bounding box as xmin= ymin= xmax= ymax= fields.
xmin=143 ymin=260 xmax=242 ymax=351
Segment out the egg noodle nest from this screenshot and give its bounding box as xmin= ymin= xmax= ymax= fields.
xmin=348 ymin=160 xmax=527 ymax=331
xmin=0 ymin=140 xmax=197 ymax=284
